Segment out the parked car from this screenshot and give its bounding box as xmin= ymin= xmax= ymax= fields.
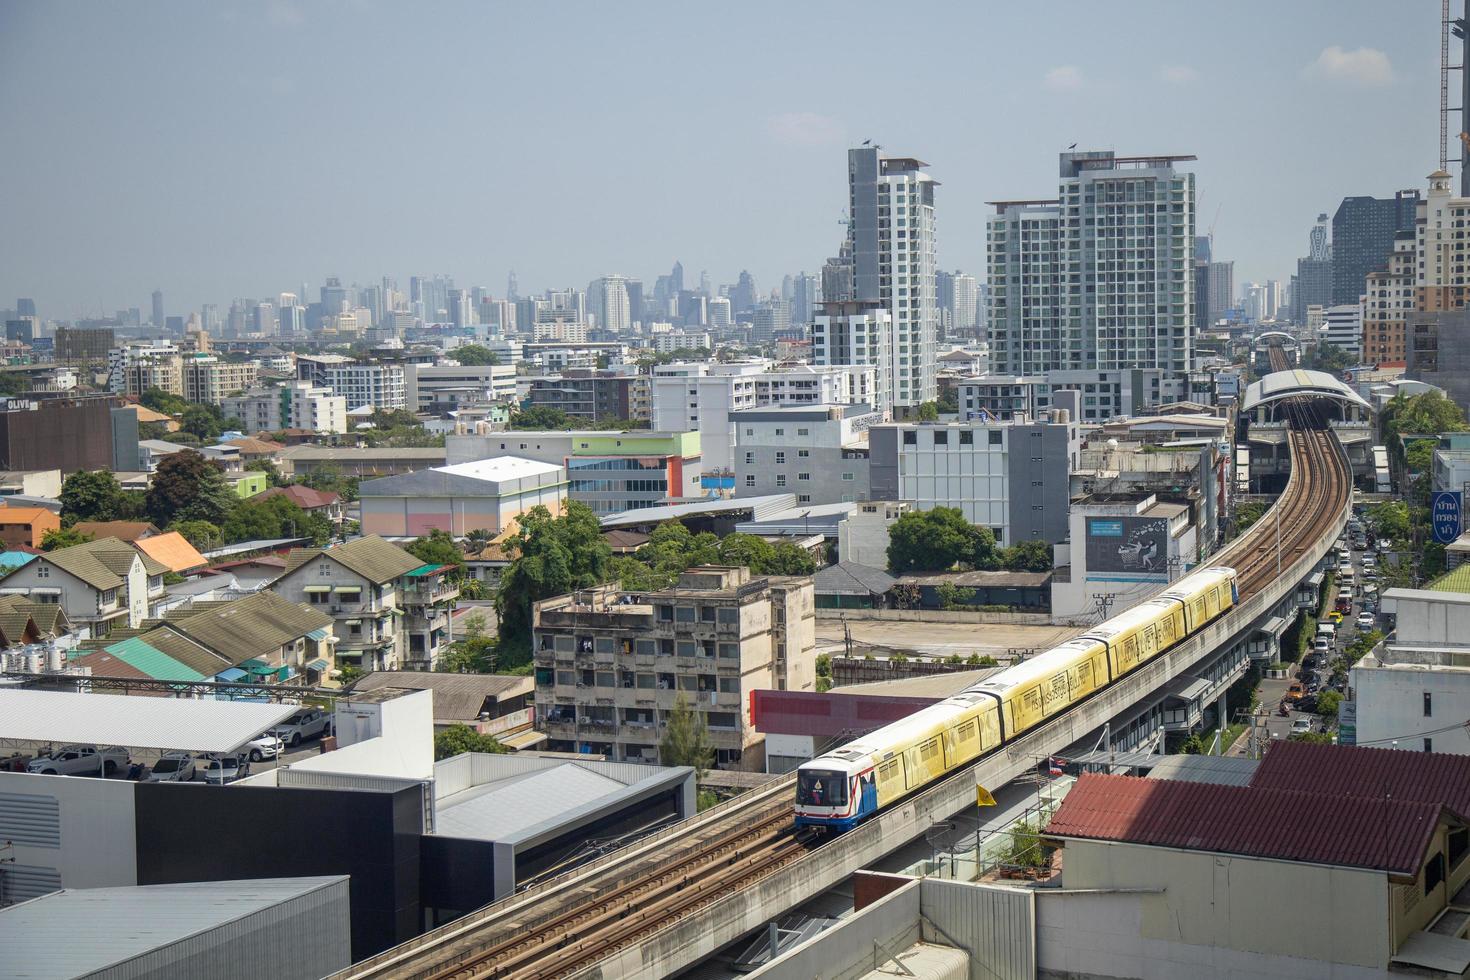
xmin=244 ymin=731 xmax=283 ymax=763
xmin=26 ymin=745 xmax=129 ymax=777
xmin=270 ymin=708 xmax=333 ymax=747
xmin=145 ymin=752 xmax=196 ymax=783
xmin=1291 ymin=717 xmax=1313 ymax=735
xmin=1378 ymin=539 xmax=1392 ymax=552
xmin=1357 ymin=613 xmax=1376 ymax=630
xmin=1296 ymin=695 xmax=1319 ymax=714
xmin=202 ymin=754 xmax=251 ymax=785
xmin=1313 ymin=637 xmax=1330 ymax=654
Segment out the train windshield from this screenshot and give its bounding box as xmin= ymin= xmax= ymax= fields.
xmin=796 ymin=769 xmax=848 ymax=807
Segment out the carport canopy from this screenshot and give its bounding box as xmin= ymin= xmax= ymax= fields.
xmin=0 ymin=689 xmax=299 ymax=754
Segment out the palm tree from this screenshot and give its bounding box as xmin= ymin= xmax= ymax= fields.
xmin=463 ymin=527 xmax=492 ymax=558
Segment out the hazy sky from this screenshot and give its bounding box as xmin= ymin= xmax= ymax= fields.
xmin=0 ymin=1 xmax=1445 ymax=319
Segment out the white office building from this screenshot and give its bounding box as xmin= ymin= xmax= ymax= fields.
xmin=815 ymin=147 xmax=937 ymax=412
xmin=1355 ymin=586 xmax=1470 ymax=755
xmin=1323 ymin=302 xmax=1364 ymax=359
xmin=588 ymin=275 xmax=632 ymax=334
xmin=325 ymin=363 xmax=407 ymax=412
xmin=812 ymin=301 xmax=894 ymax=414
xmin=221 ymin=381 xmax=348 ymax=435
xmin=405 ymin=363 xmax=516 ymax=412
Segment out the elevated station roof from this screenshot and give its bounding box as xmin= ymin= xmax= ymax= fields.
xmin=1240 ymin=368 xmax=1372 ymax=414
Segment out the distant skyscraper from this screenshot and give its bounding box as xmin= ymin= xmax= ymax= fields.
xmin=321 ymin=277 xmax=349 ymax=316
xmin=253 ymin=302 xmax=276 ymax=335
xmin=16 ymin=298 xmax=35 ymax=319
xmin=151 ymin=289 xmax=164 ymax=328
xmin=937 ymin=270 xmax=978 ymax=338
xmin=449 ymin=289 xmax=473 ymax=329
xmin=731 ymin=271 xmax=758 ymax=314
xmin=279 ymin=304 xmax=305 ymax=335
xmin=507 ymin=270 xmax=519 ymax=301
xmin=752 ymin=299 xmax=791 ymax=343
xmin=1206 ymin=261 xmax=1234 ymax=323
xmin=588 ymin=276 xmax=632 ymax=333
xmin=1309 ymin=212 xmax=1331 ymax=261
xmin=988 ymin=150 xmax=1194 ymax=376
xmin=708 ymin=296 xmax=732 ymax=327
xmin=1293 ymin=212 xmax=1334 ymax=323
xmin=671 ymin=261 xmax=684 ymax=295
xmin=1193 ymin=236 xmax=1212 ymax=264
xmin=1331 ymin=191 xmax=1420 ymax=305
xmin=698 ymin=270 xmax=712 ymax=298
xmin=791 ymin=272 xmax=821 ymax=326
xmin=625 ymin=279 xmax=644 ymax=324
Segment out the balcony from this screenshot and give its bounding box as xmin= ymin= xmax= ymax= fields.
xmin=400 ymin=581 xmax=460 ymax=606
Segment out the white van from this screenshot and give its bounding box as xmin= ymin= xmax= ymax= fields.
xmin=1317 ymin=622 xmax=1336 ymax=639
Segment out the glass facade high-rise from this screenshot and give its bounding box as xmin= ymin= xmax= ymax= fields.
xmin=987 ymin=151 xmax=1195 ymax=377
xmin=1331 ymin=191 xmax=1420 ymax=305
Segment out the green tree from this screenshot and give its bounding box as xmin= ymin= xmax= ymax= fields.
xmin=179 ymin=403 xmax=226 ymax=440
xmin=1001 ymin=540 xmax=1054 ymax=572
xmin=717 ymin=533 xmax=775 ymax=571
xmin=935 ymin=389 xmax=959 ymax=414
xmin=406 ymin=528 xmax=466 ymax=576
xmin=1385 ymin=389 xmax=1468 ymax=438
xmin=146 ymin=450 xmax=235 ymax=527
xmin=463 ymin=527 xmax=493 ymax=556
xmin=1366 ymin=501 xmax=1411 ymax=543
xmin=436 ymin=612 xmax=498 ymax=672
xmin=766 ymin=542 xmax=817 ymax=576
xmin=221 ymin=494 xmax=330 ymax=546
xmin=139 ymin=387 xmax=188 ymax=415
xmin=451 ymin=344 xmax=499 ymax=366
xmin=495 ymin=501 xmax=613 ymax=659
xmin=659 ymin=695 xmax=714 ymax=773
xmin=59 ymin=470 xmax=128 ymax=526
xmin=1316 ymin=689 xmax=1343 ymax=718
xmin=915 ymin=401 xmax=940 ymax=421
xmin=433 ymin=723 xmax=507 ymax=760
xmin=935 ymin=582 xmax=977 ymax=610
xmin=41 ymin=527 xmax=94 ymax=551
xmin=886 ymin=507 xmax=983 ymax=573
xmin=169 ymin=519 xmax=223 ymax=551
xmin=509 ymin=405 xmax=574 ymax=430
xmin=1288 ymin=731 xmax=1334 ymax=744
xmin=618 ymin=521 xmax=720 ymax=590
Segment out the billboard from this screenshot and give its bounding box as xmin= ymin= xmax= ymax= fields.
xmin=1087 ymin=516 xmax=1169 ymax=575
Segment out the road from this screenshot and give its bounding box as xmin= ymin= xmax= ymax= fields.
xmin=813 ymin=619 xmax=1082 ymax=661
xmin=1230 ymin=511 xmax=1383 ymax=755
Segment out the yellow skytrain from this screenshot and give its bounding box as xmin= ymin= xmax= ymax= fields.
xmin=794 ymin=567 xmax=1237 ymax=829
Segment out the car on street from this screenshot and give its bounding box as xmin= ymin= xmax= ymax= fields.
xmin=1291 ymin=717 xmax=1313 ymax=735
xmin=1357 ymin=613 xmax=1376 ymax=629
xmin=1313 ymin=637 xmax=1330 ymax=654
xmin=1378 ymin=539 xmax=1392 ymax=552
xmin=202 ymin=754 xmax=250 ymax=785
xmin=145 ymin=752 xmax=196 ymax=783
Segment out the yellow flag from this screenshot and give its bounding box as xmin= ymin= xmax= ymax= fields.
xmin=976 ymin=785 xmax=997 ymax=807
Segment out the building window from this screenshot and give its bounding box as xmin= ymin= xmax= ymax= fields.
xmin=745 ymin=452 xmax=754 ymax=464
xmin=745 ymin=474 xmax=756 ymax=487
xmin=675 ymin=606 xmax=696 ymax=623
xmin=1425 ymin=691 xmax=1433 ymax=717
xmin=1425 ymin=738 xmax=1434 ymax=753
xmin=798 ymin=494 xmax=811 ymax=503
xmin=903 ymin=430 xmax=917 ymax=445
xmin=960 ymin=430 xmax=973 ymax=445
xmin=775 ymin=428 xmax=784 ymax=436
xmin=776 ymin=475 xmax=786 ymax=488
xmin=775 ymin=452 xmax=786 ymax=464
xmin=842 ymin=472 xmax=854 ymax=481
xmin=797 ymin=428 xmax=808 ymax=436
xmin=797 ymin=472 xmax=810 ymax=481
xmin=989 ymin=431 xmax=1003 ymax=445
xmin=798 ymin=449 xmax=809 ymax=458
xmin=934 ymin=431 xmax=947 ymax=445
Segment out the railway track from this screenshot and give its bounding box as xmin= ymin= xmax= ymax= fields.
xmin=345 ymin=350 xmax=1352 ymax=980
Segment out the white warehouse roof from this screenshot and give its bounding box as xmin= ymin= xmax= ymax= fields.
xmin=0 ymin=688 xmax=299 ymax=754
xmin=436 ymin=457 xmax=566 ymax=482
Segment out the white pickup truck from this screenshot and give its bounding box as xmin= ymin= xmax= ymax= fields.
xmin=26 ymin=744 xmax=130 ymax=777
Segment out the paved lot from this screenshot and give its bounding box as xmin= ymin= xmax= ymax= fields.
xmin=814 ymin=619 xmax=1081 ymax=660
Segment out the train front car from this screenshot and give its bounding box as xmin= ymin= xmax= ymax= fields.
xmin=794 ymin=751 xmax=875 ymax=830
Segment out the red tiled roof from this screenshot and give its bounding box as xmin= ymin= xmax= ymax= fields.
xmin=1250 ymin=740 xmax=1470 ymax=816
xmin=1046 ymin=772 xmax=1449 ymax=877
xmin=249 ymin=485 xmax=340 ymax=510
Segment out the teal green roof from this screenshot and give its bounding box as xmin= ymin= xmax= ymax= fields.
xmin=103 ymin=636 xmax=207 ymax=682
xmin=405 ymin=563 xmax=448 ymax=577
xmin=306 ymin=627 xmax=329 ymax=641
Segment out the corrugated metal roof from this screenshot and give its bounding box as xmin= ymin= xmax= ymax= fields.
xmin=133 ymin=531 xmax=208 ymax=573
xmin=0 ymin=688 xmax=297 ymax=753
xmin=1428 ymin=564 xmax=1470 ymax=593
xmin=166 ymin=590 xmax=334 ymax=667
xmin=0 ymin=876 xmax=349 ymax=980
xmin=1145 ymin=754 xmax=1258 ymax=787
xmin=435 ymin=763 xmax=628 ymax=841
xmin=102 ymin=635 xmax=207 ymax=681
xmin=1046 ymin=772 xmax=1448 ymax=876
xmin=1251 ymin=740 xmax=1470 ymax=816
xmin=813 ymin=561 xmax=896 ymax=596
xmin=352 ymin=670 xmax=530 ymax=723
xmin=280 ymin=534 xmax=422 ymax=584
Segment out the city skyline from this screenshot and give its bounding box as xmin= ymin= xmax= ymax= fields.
xmin=0 ymin=1 xmax=1442 ymax=318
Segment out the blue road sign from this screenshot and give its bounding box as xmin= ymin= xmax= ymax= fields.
xmin=1432 ymin=491 xmax=1463 ymax=544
